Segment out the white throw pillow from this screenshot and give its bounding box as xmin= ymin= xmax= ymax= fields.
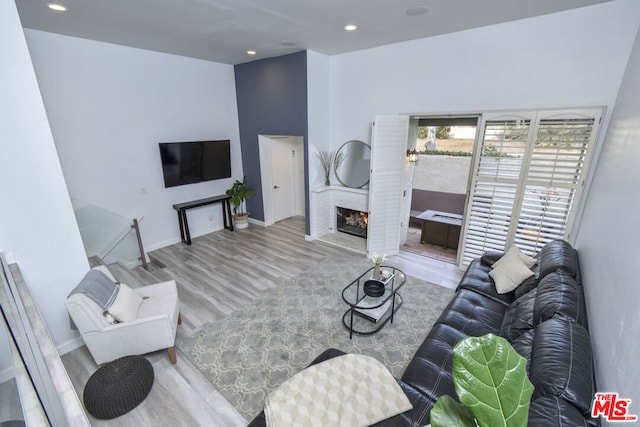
xmin=108 ymin=284 xmax=143 ymax=322
xmin=492 ymin=245 xmax=537 ymax=270
xmin=490 ymin=255 xmax=535 ymax=294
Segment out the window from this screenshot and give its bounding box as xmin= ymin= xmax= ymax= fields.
xmin=461 ymin=108 xmax=603 ymax=264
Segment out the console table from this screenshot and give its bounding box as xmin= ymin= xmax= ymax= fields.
xmin=173 ymin=195 xmax=233 ymax=245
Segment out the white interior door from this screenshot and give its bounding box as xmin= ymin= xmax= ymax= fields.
xmin=367 ymin=115 xmax=410 ymax=257
xmin=271 ymin=138 xmax=295 ymax=223
xmin=259 ymin=135 xmax=305 ymax=226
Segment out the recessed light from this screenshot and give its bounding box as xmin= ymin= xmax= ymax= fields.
xmin=345 ymin=24 xmax=357 ymax=31
xmin=281 ymin=41 xmax=297 ymax=47
xmin=247 ymin=50 xmax=257 ymax=56
xmin=406 ymin=5 xmax=430 ymax=16
xmin=48 ymin=3 xmax=67 ymax=11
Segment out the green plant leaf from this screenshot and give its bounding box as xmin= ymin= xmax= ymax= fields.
xmin=431 ymin=394 xmax=476 ymax=427
xmin=452 ymin=334 xmax=534 ymax=427
xmin=225 ymin=175 xmax=255 ymax=215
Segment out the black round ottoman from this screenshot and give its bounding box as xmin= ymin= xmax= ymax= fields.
xmin=83 ymin=355 xmax=154 ymax=419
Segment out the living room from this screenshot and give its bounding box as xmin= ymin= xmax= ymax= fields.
xmin=2 ymin=0 xmax=640 ymax=425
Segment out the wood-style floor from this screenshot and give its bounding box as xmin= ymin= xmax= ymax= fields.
xmin=61 ymin=216 xmax=463 ymax=426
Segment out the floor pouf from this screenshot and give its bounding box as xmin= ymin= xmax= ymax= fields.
xmin=83 ymin=355 xmax=154 ymax=419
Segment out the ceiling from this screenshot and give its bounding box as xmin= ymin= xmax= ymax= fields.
xmin=16 ymin=0 xmax=615 ymax=65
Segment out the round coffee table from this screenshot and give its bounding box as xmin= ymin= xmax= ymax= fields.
xmin=83 ymin=355 xmax=154 ymax=419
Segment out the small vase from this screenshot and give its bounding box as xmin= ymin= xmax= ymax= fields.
xmin=374 ymin=264 xmax=381 ymax=280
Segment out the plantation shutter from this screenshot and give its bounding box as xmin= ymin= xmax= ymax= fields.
xmin=513 ymin=109 xmax=603 ymax=254
xmin=461 ymin=112 xmax=534 ymax=264
xmin=461 ymin=108 xmax=602 ymax=264
xmin=367 ymin=115 xmax=409 ymax=258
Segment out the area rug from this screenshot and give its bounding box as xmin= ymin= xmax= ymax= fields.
xmin=176 ymin=256 xmax=454 ymax=421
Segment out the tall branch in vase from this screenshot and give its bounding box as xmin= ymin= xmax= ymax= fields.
xmin=317 ymin=151 xmax=335 ymax=186
xmin=334 ymin=150 xmax=345 ymax=178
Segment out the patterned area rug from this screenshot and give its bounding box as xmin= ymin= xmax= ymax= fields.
xmin=177 ymin=256 xmax=454 ymax=421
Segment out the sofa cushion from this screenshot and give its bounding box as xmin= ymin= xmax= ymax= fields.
xmin=400 ymin=323 xmax=460 ymax=402
xmin=108 ymin=284 xmax=143 ymax=322
xmin=512 ymin=272 xmax=539 ymax=300
xmin=489 ymin=255 xmax=535 ymax=294
xmin=529 ymin=318 xmax=594 ymax=415
xmin=528 ymin=396 xmax=593 ymax=427
xmin=480 ymin=251 xmax=504 ymax=267
xmin=509 ymin=328 xmax=535 ymax=371
xmin=539 ymin=239 xmax=580 ymax=281
xmin=500 ymin=288 xmax=537 ymax=342
xmin=390 ymin=382 xmax=437 ymax=427
xmin=492 ymin=245 xmax=537 ymax=270
xmin=534 ymin=273 xmax=585 ymax=326
xmin=456 ymin=259 xmax=514 ymax=306
xmin=435 ymin=289 xmax=507 ymax=336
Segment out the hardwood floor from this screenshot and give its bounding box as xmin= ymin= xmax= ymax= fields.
xmin=61 ymin=216 xmax=463 ymax=426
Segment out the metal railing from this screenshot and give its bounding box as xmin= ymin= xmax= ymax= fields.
xmin=71 ymin=198 xmax=148 ymax=269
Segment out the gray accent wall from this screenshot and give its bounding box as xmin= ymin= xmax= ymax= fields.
xmin=234 ymin=51 xmax=309 ymax=232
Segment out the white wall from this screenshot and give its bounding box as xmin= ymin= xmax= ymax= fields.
xmin=23 ymin=30 xmax=242 ymax=250
xmin=306 ymin=50 xmax=332 ymax=187
xmin=328 ymin=0 xmax=640 ymax=147
xmin=0 ymin=2 xmax=89 ymax=347
xmin=575 ymin=23 xmax=640 ymax=409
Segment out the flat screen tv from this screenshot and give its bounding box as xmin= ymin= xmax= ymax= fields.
xmin=159 ymin=140 xmax=231 ymax=188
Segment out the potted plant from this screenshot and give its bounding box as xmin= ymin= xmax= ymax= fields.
xmin=430 ymin=333 xmax=534 ymax=427
xmin=225 ymin=176 xmax=256 ymax=230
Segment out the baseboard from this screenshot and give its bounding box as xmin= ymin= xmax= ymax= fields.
xmin=144 ymin=237 xmax=183 ymax=253
xmin=56 ymin=336 xmax=84 ymax=356
xmin=144 ymin=224 xmax=225 ymax=253
xmin=248 ymin=218 xmax=266 ymax=227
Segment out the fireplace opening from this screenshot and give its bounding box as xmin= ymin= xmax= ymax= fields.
xmin=336 ymin=207 xmax=368 ymax=239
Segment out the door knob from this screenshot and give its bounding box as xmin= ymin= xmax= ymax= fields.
xmin=274 ymin=185 xmax=280 ymax=189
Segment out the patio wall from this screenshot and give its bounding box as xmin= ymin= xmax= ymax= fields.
xmin=413 ymin=154 xmax=471 ymax=194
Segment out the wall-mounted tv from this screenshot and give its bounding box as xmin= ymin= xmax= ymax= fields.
xmin=159 ymin=140 xmax=231 ymax=188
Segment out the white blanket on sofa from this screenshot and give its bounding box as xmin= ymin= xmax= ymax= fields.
xmin=264 ymin=353 xmax=412 ymax=427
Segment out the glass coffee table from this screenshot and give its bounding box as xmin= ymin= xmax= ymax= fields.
xmin=342 ymin=266 xmax=407 ymax=339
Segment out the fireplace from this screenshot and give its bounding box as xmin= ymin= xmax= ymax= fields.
xmin=336 ymin=207 xmax=368 ymax=239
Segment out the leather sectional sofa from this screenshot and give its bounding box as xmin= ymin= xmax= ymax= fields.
xmin=249 ymin=240 xmax=598 ymax=426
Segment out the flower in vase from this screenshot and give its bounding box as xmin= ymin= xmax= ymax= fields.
xmin=369 ymin=252 xmax=387 ymax=266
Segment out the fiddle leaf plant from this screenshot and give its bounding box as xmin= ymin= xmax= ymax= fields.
xmin=225 ymin=176 xmax=255 ymax=216
xmin=431 ymin=333 xmax=534 ymax=427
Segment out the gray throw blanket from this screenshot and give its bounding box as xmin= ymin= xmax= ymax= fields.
xmin=68 ymin=269 xmax=118 ymax=329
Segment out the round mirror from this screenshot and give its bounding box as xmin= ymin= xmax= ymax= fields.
xmin=334 ymin=140 xmax=371 ymax=188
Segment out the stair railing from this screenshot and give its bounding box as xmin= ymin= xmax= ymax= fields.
xmin=71 ymin=198 xmax=148 ymax=270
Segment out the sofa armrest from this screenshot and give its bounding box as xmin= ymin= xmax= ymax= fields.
xmin=480 ymin=251 xmax=505 ymax=267
xmin=82 ymin=314 xmax=177 ymax=364
xmin=456 ymin=259 xmax=514 ymax=306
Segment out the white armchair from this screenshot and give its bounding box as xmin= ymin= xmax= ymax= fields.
xmin=66 ymin=266 xmax=181 ymax=365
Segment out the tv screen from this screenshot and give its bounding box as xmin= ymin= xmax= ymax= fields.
xmin=159 ymin=140 xmax=231 ymax=188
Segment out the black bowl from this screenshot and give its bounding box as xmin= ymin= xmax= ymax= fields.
xmin=363 ymin=280 xmax=385 ymax=297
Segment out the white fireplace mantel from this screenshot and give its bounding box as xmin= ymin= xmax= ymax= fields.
xmin=308 ymin=185 xmax=369 ymax=242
